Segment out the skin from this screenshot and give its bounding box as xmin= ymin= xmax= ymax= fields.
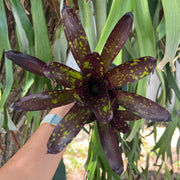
xmin=0 ymin=102 xmax=75 ymax=180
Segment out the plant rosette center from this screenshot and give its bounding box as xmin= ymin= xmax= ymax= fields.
xmin=73 ymin=77 xmax=109 ymax=107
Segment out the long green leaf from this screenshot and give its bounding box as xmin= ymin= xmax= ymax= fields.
xmin=0 ymin=1 xmax=12 ymax=109
xmin=132 ymin=0 xmax=156 ymax=57
xmin=30 ymin=0 xmax=52 ymax=92
xmin=8 ymin=0 xmax=34 ymax=54
xmin=8 ymin=0 xmax=36 ymax=97
xmin=166 ymin=64 xmax=180 ymax=102
xmin=152 ymin=105 xmax=178 ymax=160
xmin=78 ymin=0 xmax=97 ymax=51
xmin=31 ymin=0 xmax=52 ymax=62
xmin=95 ymin=0 xmax=132 ymax=54
xmin=53 ymin=24 xmax=67 ymax=64
xmin=157 ymin=0 xmax=180 ymax=71
xmin=92 ymin=0 xmax=107 ymax=41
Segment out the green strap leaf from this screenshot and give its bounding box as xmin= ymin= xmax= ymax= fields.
xmin=0 ymin=1 xmax=12 ymax=109
xmin=92 ymin=0 xmax=107 ymax=41
xmin=132 ymin=0 xmax=156 ymax=57
xmin=78 ymin=0 xmax=97 ymax=51
xmin=53 ymin=24 xmax=68 ymax=64
xmin=8 ymin=0 xmax=34 ymax=54
xmin=152 ymin=98 xmax=179 ymax=160
xmin=157 ymin=0 xmax=180 ymax=71
xmin=95 ymin=0 xmax=132 ymax=54
xmin=31 ymin=0 xmax=52 ymax=62
xmin=166 ymin=64 xmax=180 ymax=102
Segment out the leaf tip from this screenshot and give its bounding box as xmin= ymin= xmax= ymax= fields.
xmin=114 ymin=165 xmax=124 ymax=176
xmin=126 ymin=12 xmax=134 ymax=19
xmin=11 ymin=102 xmax=22 ymax=112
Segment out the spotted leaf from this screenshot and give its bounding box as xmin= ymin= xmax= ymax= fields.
xmin=114 ymin=90 xmax=171 ymax=122
xmin=106 ymin=56 xmax=157 ymax=89
xmin=111 ymin=110 xmax=141 ymax=133
xmin=98 ymin=122 xmax=124 ymax=175
xmin=13 ymin=89 xmax=75 ymax=111
xmin=82 ymin=52 xmax=105 ymax=79
xmin=62 ymin=6 xmax=91 ymax=72
xmin=6 ymin=50 xmax=46 ymax=76
xmin=101 ymin=12 xmax=133 ymax=72
xmin=92 ymin=93 xmax=113 ymax=124
xmin=43 ymin=62 xmax=83 ymax=88
xmin=47 ymin=103 xmax=91 ymax=153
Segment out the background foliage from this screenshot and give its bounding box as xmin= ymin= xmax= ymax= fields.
xmin=0 ymin=0 xmax=180 ymax=179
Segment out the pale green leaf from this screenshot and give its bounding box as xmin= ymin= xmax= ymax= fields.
xmin=95 ymin=0 xmax=132 ymax=54
xmin=78 ymin=0 xmax=97 ymax=51
xmin=8 ymin=0 xmax=34 ymax=54
xmin=53 ymin=24 xmax=67 ymax=64
xmin=31 ymin=0 xmax=52 ymax=61
xmin=157 ymin=0 xmax=180 ymax=71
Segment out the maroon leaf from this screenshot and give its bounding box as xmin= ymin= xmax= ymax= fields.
xmin=47 ymin=103 xmax=91 ymax=153
xmin=111 ymin=110 xmax=141 ymax=133
xmin=114 ymin=90 xmax=171 ymax=122
xmin=62 ymin=6 xmax=91 ymax=72
xmin=101 ymin=12 xmax=133 ymax=72
xmin=98 ymin=122 xmax=124 ymax=175
xmin=43 ymin=62 xmax=83 ymax=88
xmin=111 ymin=118 xmax=130 ymax=133
xmin=115 ymin=110 xmax=141 ymax=121
xmin=92 ymin=93 xmax=113 ymax=124
xmin=106 ymin=56 xmax=157 ymax=89
xmin=82 ymin=52 xmax=105 ymax=79
xmin=5 ymin=51 xmax=46 ymax=76
xmin=13 ymin=89 xmax=75 ymax=111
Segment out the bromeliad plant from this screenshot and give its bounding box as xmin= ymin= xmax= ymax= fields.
xmin=6 ymin=6 xmax=171 ymax=176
